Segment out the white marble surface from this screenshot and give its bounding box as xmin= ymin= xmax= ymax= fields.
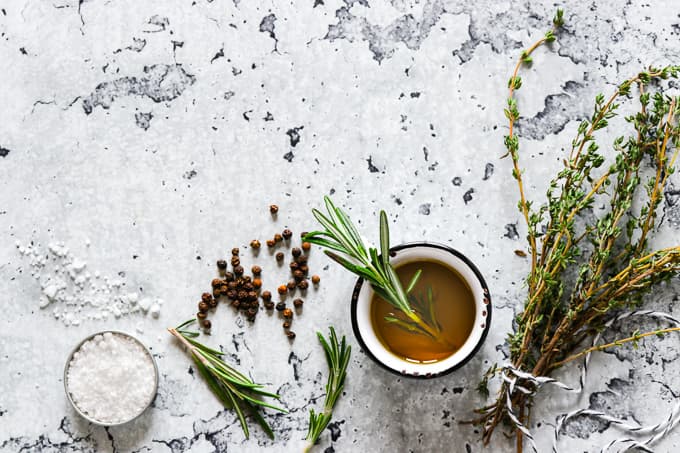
xmin=1 ymin=1 xmax=680 ymax=452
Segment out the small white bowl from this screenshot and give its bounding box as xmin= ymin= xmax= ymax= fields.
xmin=63 ymin=330 xmax=159 ymax=426
xmin=350 ymin=242 xmax=491 ymax=378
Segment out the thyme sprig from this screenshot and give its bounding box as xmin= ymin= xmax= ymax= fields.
xmin=474 ymin=9 xmax=680 ymax=452
xmin=168 ymin=320 xmax=287 ymax=439
xmin=304 ymin=327 xmax=351 ymax=452
xmin=304 ymin=196 xmax=447 ymax=344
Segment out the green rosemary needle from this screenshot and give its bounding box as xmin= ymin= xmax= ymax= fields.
xmin=304 ymin=327 xmax=351 ymax=452
xmin=304 ymin=196 xmax=445 ymax=343
xmin=168 ymin=319 xmax=287 ymax=439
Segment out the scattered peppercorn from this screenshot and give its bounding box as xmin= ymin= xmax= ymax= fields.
xmin=282 ymin=308 xmax=293 ymax=318
xmin=250 ymin=239 xmax=261 ymax=249
xmin=231 ymin=248 xmax=240 ymax=256
xmin=243 ymin=282 xmax=254 ymax=291
xmin=198 ymin=301 xmax=209 ymax=312
xmin=247 ymin=291 xmax=258 ymax=301
xmin=298 ymin=280 xmax=309 ymax=290
xmin=276 ymin=252 xmax=284 ymax=262
xmin=262 ymin=291 xmax=272 ymax=301
xmin=291 ymin=247 xmax=302 ymax=258
xmin=297 ymin=255 xmax=308 ymax=264
xmin=300 ymin=231 xmax=308 ymax=239
xmin=287 ymin=280 xmax=297 ymax=290
xmin=293 ymin=269 xmax=304 ymax=280
xmin=202 ymin=319 xmax=212 ymax=329
xmin=266 ymin=239 xmax=276 ymax=247
xmin=247 ymin=307 xmax=257 ymax=317
xmin=216 ymin=259 xmax=227 ymax=270
xmin=283 ymin=320 xmax=291 ymax=329
xmin=264 ymin=301 xmax=275 ymax=310
xmin=233 ymin=265 xmax=244 ymax=275
xmin=274 ymin=233 xmax=283 ymax=243
xmin=293 ymin=298 xmax=304 ymax=308
xmin=289 ymin=261 xmax=299 ymax=270
xmin=209 ymin=297 xmax=218 ymax=308
xmin=232 ymin=300 xmax=241 ymax=309
xmin=287 ymin=331 xmax=296 ymax=339
xmin=282 ymin=229 xmax=293 ymax=239
xmin=197 ymin=311 xmax=207 ymax=320
xmin=225 ymin=272 xmax=235 ymax=282
xmin=211 ymin=278 xmax=223 ymax=288
xmin=276 ymin=302 xmax=286 ymax=311
xmin=302 ymin=242 xmax=311 ymax=251
xmin=252 ymin=265 xmax=262 ymax=275
xmin=212 ymin=288 xmax=221 ymax=298
xmin=228 ymin=281 xmax=238 ymax=290
xmin=253 ymin=278 xmax=262 ymax=289
xmin=300 ymin=264 xmax=309 ymax=274
xmin=270 ymin=204 xmax=279 ymax=214
xmin=277 ymin=285 xmax=288 ymax=295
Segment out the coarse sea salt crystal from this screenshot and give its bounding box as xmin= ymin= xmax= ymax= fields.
xmin=66 ymin=333 xmax=156 ymax=424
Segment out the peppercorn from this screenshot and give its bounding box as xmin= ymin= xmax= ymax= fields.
xmin=262 ymin=290 xmax=272 ymax=301
xmin=276 ymin=252 xmax=284 ymax=262
xmin=275 ymin=302 xmax=286 ymax=311
xmin=311 ymin=274 xmax=321 ymax=284
xmin=277 ymin=285 xmax=287 ymax=295
xmin=212 ymin=289 xmax=221 ymax=298
xmin=232 ymin=300 xmax=241 ymax=308
xmin=266 ymin=239 xmax=276 ymax=247
xmin=243 ymin=276 xmax=252 ymax=283
xmin=300 ymin=264 xmax=309 ymax=274
xmin=225 ymin=272 xmax=235 ymax=282
xmin=233 ymin=265 xmax=244 ymax=275
xmin=289 ymin=261 xmax=299 ymax=270
xmin=252 ymin=265 xmax=262 ymax=275
xmin=283 ymin=320 xmax=291 ymax=329
xmin=293 ymin=298 xmax=304 ymax=308
xmin=302 ymin=242 xmax=311 ymax=251
xmin=198 ymin=301 xmax=209 ymax=312
xmin=202 ymin=319 xmax=212 ymax=329
xmin=247 ymin=291 xmax=258 ymax=301
xmin=244 ymin=282 xmax=254 ymax=291
xmin=297 ymin=254 xmax=308 ymax=264
xmin=287 ymin=331 xmax=296 ymax=339
xmin=228 ymin=281 xmax=238 ymax=290
xmin=231 ymin=256 xmax=240 ymax=267
xmin=226 ymin=289 xmax=237 ymax=299
xmin=250 ymin=239 xmax=261 ymax=249
xmin=282 ymin=229 xmax=293 ymax=239
xmin=247 ymin=307 xmax=257 ymax=317
xmin=253 ymin=278 xmax=262 ymax=289
xmin=293 ymin=269 xmax=304 ymax=280
xmin=298 ymin=280 xmax=309 ymax=290
xmin=232 ymin=248 xmax=240 ymax=256
xmin=270 ymin=204 xmax=279 ymax=214
xmin=291 ymin=247 xmax=302 ymax=258
xmin=287 ymin=279 xmax=297 ymax=290
xmin=282 ymin=308 xmax=293 ymax=319
xmin=211 ymin=278 xmax=223 ymax=288
xmin=209 ymin=297 xmax=218 ymax=308
xmin=197 ymin=311 xmax=207 ymax=320
xmin=264 ymin=301 xmax=275 ymax=310
xmin=216 ymin=259 xmax=227 ymax=270
xmin=274 ymin=233 xmax=283 ymax=243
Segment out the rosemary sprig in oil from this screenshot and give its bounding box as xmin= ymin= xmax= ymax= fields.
xmin=304 ymin=327 xmax=351 ymax=452
xmin=304 ymin=196 xmax=446 ymax=344
xmin=168 ymin=319 xmax=287 ymax=439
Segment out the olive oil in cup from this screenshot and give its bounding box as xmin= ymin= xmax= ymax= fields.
xmin=351 ymin=243 xmax=491 ymax=378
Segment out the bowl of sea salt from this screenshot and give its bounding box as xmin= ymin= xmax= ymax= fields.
xmin=64 ymin=331 xmax=158 ymax=426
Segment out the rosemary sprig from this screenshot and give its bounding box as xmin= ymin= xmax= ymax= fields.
xmin=304 ymin=327 xmax=351 ymax=452
xmin=304 ymin=196 xmax=446 ymax=344
xmin=473 ymin=9 xmax=680 ymax=452
xmin=168 ymin=319 xmax=287 ymax=439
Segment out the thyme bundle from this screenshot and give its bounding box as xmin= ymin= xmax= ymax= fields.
xmin=169 ymin=320 xmax=287 ymax=439
xmin=475 ymin=10 xmax=680 ymax=451
xmin=304 ymin=197 xmax=444 ymax=343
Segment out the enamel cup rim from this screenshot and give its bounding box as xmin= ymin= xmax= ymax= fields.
xmin=350 ymin=242 xmax=492 ymax=378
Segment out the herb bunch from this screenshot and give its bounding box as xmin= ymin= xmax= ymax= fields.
xmin=304 ymin=327 xmax=351 ymax=452
xmin=475 ymin=10 xmax=680 ymax=451
xmin=169 ymin=320 xmax=287 ymax=439
xmin=304 ymin=197 xmax=445 ymax=344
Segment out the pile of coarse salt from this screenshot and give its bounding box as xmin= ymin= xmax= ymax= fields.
xmin=66 ymin=332 xmax=157 ymax=424
xmin=15 ymin=239 xmax=162 ymax=326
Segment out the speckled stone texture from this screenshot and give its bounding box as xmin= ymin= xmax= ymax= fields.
xmin=1 ymin=1 xmax=680 ymax=452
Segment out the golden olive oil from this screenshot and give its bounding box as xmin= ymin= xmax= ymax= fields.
xmin=370 ymin=260 xmax=476 ymax=363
